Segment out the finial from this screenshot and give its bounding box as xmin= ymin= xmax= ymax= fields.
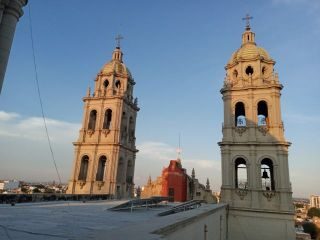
xmin=192 ymin=168 xmax=195 ymax=179
xmin=147 ymin=175 xmax=152 ymax=185
xmin=115 ymin=34 xmax=123 ymax=48
xmin=242 ymin=14 xmax=253 ymax=30
xmin=206 ymin=178 xmax=210 ymax=190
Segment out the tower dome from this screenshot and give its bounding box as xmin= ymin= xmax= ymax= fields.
xmin=226 ymin=27 xmax=274 ymax=68
xmin=100 ymin=47 xmax=132 ymax=79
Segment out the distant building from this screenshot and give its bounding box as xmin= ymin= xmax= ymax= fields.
xmin=0 ymin=0 xmax=28 ymax=93
xmin=310 ymin=195 xmax=320 ymax=208
xmin=0 ymin=179 xmax=20 ymax=191
xmin=141 ymin=158 xmax=216 ymax=203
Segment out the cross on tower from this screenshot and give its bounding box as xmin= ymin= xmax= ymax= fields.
xmin=115 ymin=34 xmax=123 ymax=48
xmin=242 ymin=14 xmax=253 ymax=30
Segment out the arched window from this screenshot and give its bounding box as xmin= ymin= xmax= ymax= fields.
xmin=115 ymin=80 xmax=121 ymax=89
xmin=96 ymin=156 xmax=107 ymax=181
xmin=235 ymin=158 xmax=247 ymax=189
xmin=261 ymin=158 xmax=275 ymax=191
xmin=128 ymin=116 xmax=134 ymax=142
xmin=121 ymin=112 xmax=127 ymax=142
xmin=88 ymin=110 xmax=97 ymax=130
xmin=126 ymin=160 xmax=133 ymax=185
xmin=78 ymin=155 xmax=89 ymax=181
xmin=257 ymin=101 xmax=268 ymax=126
xmin=103 ymin=79 xmax=109 ymax=88
xmin=235 ymin=102 xmax=246 ymax=127
xmin=245 ymin=66 xmax=254 ymax=76
xmin=233 ymin=70 xmax=238 ymax=80
xmin=103 ymin=109 xmax=112 ymax=129
xmin=117 ymin=158 xmax=124 ymax=183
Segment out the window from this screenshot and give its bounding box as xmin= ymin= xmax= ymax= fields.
xmin=233 ymin=70 xmax=238 ymax=80
xmin=128 ymin=116 xmax=134 ymax=142
xmin=261 ymin=158 xmax=275 ymax=190
xmin=235 ymin=102 xmax=246 ymax=126
xmin=262 ymin=66 xmax=266 ymax=76
xmin=78 ymin=156 xmax=89 ymax=181
xmin=126 ymin=160 xmax=133 ymax=184
xmin=103 ymin=109 xmax=112 ymax=129
xmin=96 ymin=156 xmax=106 ymax=181
xmin=245 ymin=66 xmax=254 ymax=76
xmin=115 ymin=80 xmax=121 ymax=89
xmin=88 ymin=110 xmax=97 ymax=130
xmin=235 ymin=158 xmax=247 ymax=189
xmin=257 ymin=101 xmax=268 ymax=126
xmin=116 ymin=158 xmax=124 ymax=183
xmin=103 ymin=80 xmax=109 ymax=88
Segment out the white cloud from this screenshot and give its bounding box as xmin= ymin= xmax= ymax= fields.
xmin=0 ymin=111 xmax=20 ymax=121
xmin=0 ymin=111 xmax=80 ymax=142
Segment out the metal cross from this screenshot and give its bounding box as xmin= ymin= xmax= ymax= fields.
xmin=115 ymin=34 xmax=123 ymax=48
xmin=242 ymin=14 xmax=253 ymax=29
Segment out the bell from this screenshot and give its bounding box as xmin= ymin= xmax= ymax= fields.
xmin=262 ymin=169 xmax=269 ymax=179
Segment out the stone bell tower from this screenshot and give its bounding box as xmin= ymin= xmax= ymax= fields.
xmin=219 ymin=16 xmax=295 ymax=240
xmin=67 ymin=38 xmax=139 ymax=198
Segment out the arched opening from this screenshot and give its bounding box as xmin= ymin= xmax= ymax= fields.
xmin=117 ymin=158 xmax=124 ymax=183
xmin=115 ymin=80 xmax=121 ymax=89
xmin=128 ymin=116 xmax=134 ymax=142
xmin=103 ymin=109 xmax=112 ymax=129
xmin=88 ymin=110 xmax=97 ymax=130
xmin=103 ymin=79 xmax=109 ymax=88
xmin=233 ymin=70 xmax=238 ymax=80
xmin=126 ymin=160 xmax=133 ymax=185
xmin=245 ymin=66 xmax=254 ymax=76
xmin=257 ymin=101 xmax=269 ymax=126
xmin=96 ymin=156 xmax=106 ymax=181
xmin=78 ymin=155 xmax=89 ymax=181
xmin=235 ymin=102 xmax=246 ymax=126
xmin=262 ymin=66 xmax=266 ymax=76
xmin=235 ymin=158 xmax=247 ymax=189
xmin=121 ymin=112 xmax=127 ymax=142
xmin=261 ymin=158 xmax=275 ymax=190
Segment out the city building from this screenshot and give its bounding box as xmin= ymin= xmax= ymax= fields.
xmin=67 ymin=41 xmax=139 ymax=198
xmin=141 ymin=158 xmax=216 ymax=203
xmin=0 ymin=0 xmax=28 ymax=93
xmin=218 ymin=16 xmax=295 ymax=239
xmin=310 ymin=195 xmax=320 ymax=208
xmin=0 ymin=179 xmax=20 ymax=191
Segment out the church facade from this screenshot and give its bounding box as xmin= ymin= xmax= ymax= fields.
xmin=67 ymin=44 xmax=139 ymax=198
xmin=219 ymin=19 xmax=295 ymax=239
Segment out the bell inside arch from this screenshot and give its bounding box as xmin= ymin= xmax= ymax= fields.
xmin=262 ymin=169 xmax=269 ymax=179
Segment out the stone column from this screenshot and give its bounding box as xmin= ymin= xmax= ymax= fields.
xmin=0 ymin=0 xmax=27 ymax=93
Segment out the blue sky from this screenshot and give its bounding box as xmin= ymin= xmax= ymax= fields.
xmin=0 ymin=0 xmax=319 ymax=198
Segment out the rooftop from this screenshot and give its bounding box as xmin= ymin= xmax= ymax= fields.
xmin=0 ymin=200 xmax=226 ymax=240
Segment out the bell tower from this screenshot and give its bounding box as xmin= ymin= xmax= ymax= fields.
xmin=219 ymin=16 xmax=295 ymax=240
xmin=67 ymin=39 xmax=139 ymax=199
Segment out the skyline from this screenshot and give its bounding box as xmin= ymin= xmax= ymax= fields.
xmin=0 ymin=0 xmax=319 ymax=198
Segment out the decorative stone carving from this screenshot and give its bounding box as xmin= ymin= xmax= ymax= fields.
xmin=87 ymin=129 xmax=94 ymax=137
xmin=97 ymin=181 xmax=104 ymax=190
xmin=235 ymin=189 xmax=248 ymax=200
xmin=262 ymin=191 xmax=275 ymax=201
xmin=258 ymin=125 xmax=269 ymax=136
xmin=102 ymin=129 xmax=110 ymax=137
xmin=78 ymin=181 xmax=86 ymax=189
xmin=235 ymin=126 xmax=247 ymax=136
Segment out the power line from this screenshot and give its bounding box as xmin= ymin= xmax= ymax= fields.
xmin=28 ymin=4 xmax=62 ymax=184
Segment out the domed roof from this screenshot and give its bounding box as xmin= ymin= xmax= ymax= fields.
xmin=100 ymin=47 xmax=132 ymax=78
xmin=227 ymin=28 xmax=273 ymax=66
xmin=228 ymin=44 xmax=271 ymax=65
